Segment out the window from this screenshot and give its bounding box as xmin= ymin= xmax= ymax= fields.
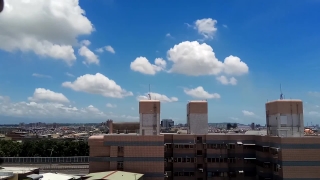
xmin=118 ymin=146 xmax=124 ymax=152
xmin=244 ymin=171 xmax=256 ymax=177
xmin=117 ymin=161 xmax=123 ymax=170
xmin=197 ymin=150 xmax=203 ymax=156
xmin=228 ymin=144 xmax=236 ymax=149
xmin=197 ymin=164 xmax=203 ymax=168
xmin=197 ymin=136 xmax=202 ymax=143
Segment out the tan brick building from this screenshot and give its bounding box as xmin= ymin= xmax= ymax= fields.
xmin=89 ymin=99 xmax=320 ymax=180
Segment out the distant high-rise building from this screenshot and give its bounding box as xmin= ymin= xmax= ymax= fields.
xmin=161 ymin=119 xmax=174 ymax=129
xmin=187 ymin=100 xmax=208 ymax=134
xmin=266 ymin=99 xmax=304 ymax=137
xmin=139 ymin=100 xmax=160 ymax=135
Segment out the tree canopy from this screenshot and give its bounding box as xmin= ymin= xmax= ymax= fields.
xmin=0 ymin=140 xmax=89 ymax=157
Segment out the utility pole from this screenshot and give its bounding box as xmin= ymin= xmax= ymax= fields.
xmin=48 ymin=148 xmax=54 ymax=169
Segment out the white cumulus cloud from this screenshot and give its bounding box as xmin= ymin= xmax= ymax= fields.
xmin=78 ymin=46 xmax=99 ymax=65
xmin=194 ymin=18 xmax=218 ymax=40
xmin=28 ymin=88 xmax=69 ymax=103
xmin=130 ymin=57 xmax=167 ymax=75
xmin=137 ymin=92 xmax=178 ymax=103
xmin=32 ymin=73 xmax=52 ymax=78
xmin=106 ymin=103 xmax=117 ymax=108
xmin=0 ymin=98 xmax=137 ymax=122
xmin=0 ymin=0 xmax=94 ymax=65
xmin=242 ymin=110 xmax=255 ymax=116
xmin=96 ymin=45 xmax=115 ymax=54
xmin=65 ymin=72 xmax=75 ymax=77
xmin=62 ymin=73 xmax=133 ymax=98
xmin=216 ymin=75 xmax=237 ymax=85
xmin=167 ymin=41 xmax=249 ymax=76
xmin=184 ymin=86 xmax=220 ymax=99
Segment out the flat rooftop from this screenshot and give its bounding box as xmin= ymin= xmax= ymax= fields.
xmin=84 ymin=171 xmax=144 ymax=180
xmin=139 ymin=100 xmax=160 ymax=102
xmin=266 ymin=99 xmax=302 ymax=103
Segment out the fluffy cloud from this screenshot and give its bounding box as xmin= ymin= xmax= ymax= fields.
xmin=216 ymin=75 xmax=237 ymax=85
xmin=62 ymin=73 xmax=133 ymax=98
xmin=106 ymin=103 xmax=117 ymax=108
xmin=32 ymin=73 xmax=52 ymax=78
xmin=184 ymin=86 xmax=220 ymax=99
xmin=242 ymin=110 xmax=255 ymax=116
xmin=137 ymin=92 xmax=178 ymax=103
xmin=96 ymin=45 xmax=115 ymax=54
xmin=78 ymin=46 xmax=99 ymax=65
xmin=223 ymin=56 xmax=249 ymax=76
xmin=130 ymin=57 xmax=167 ymax=75
xmin=65 ymin=72 xmax=75 ymax=77
xmin=0 ymin=0 xmax=94 ymax=65
xmin=28 ymin=88 xmax=69 ymax=103
xmin=308 ymin=91 xmax=320 ymax=98
xmin=194 ymin=18 xmax=218 ymax=39
xmin=0 ymin=98 xmax=137 ymax=122
xmin=167 ymin=41 xmax=249 ymax=76
xmin=80 ymin=40 xmax=91 ymax=46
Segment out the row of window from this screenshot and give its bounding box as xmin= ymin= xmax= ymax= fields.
xmin=165 ymin=157 xmax=197 ymax=163
xmin=173 ymin=172 xmax=195 ymax=176
xmin=172 ymin=171 xmax=256 ymax=177
xmin=166 ymin=157 xmax=256 ymax=164
xmin=165 ymin=143 xmax=278 ymax=153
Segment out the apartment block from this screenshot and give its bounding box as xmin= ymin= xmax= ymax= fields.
xmin=89 ymin=134 xmax=320 ymax=180
xmin=89 ymin=99 xmax=320 ymax=180
xmin=139 ymin=100 xmax=161 ymax=135
xmin=266 ymin=100 xmax=304 ymax=137
xmin=187 ymin=101 xmax=208 ymax=135
xmin=88 ymin=135 xmax=164 ymax=180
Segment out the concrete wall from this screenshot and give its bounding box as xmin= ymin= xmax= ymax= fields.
xmin=266 ymin=99 xmax=304 ymax=137
xmin=187 ymin=101 xmax=208 ymax=135
xmin=140 ymin=114 xmax=160 ymax=135
xmin=139 ymin=100 xmax=161 ymax=135
xmin=188 ymin=114 xmax=208 ymax=135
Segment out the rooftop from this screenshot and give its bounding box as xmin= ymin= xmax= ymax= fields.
xmin=139 ymin=100 xmax=160 ymax=102
xmin=188 ymin=100 xmax=207 ymax=103
xmin=38 ymin=173 xmax=80 ymax=180
xmin=83 ymin=171 xmax=144 ymax=180
xmin=266 ymin=99 xmax=302 ymax=104
xmin=0 ymin=166 xmax=38 ymax=174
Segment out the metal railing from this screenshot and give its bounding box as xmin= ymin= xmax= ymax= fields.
xmin=2 ymin=156 xmax=89 ymax=164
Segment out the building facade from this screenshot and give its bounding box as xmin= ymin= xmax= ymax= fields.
xmin=89 ymin=99 xmax=320 ymax=180
xmin=139 ymin=100 xmax=161 ymax=135
xmin=187 ymin=101 xmax=208 ymax=134
xmin=89 ymin=134 xmax=320 ymax=180
xmin=266 ymin=100 xmax=304 ymax=137
xmin=161 ymin=119 xmax=174 ymax=129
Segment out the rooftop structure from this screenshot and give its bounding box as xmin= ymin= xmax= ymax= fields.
xmin=139 ymin=100 xmax=161 ymax=135
xmin=0 ymin=166 xmax=39 ymax=180
xmin=187 ymin=100 xmax=208 ymax=134
xmin=266 ymin=99 xmax=304 ymax=137
xmin=83 ymin=171 xmax=144 ymax=180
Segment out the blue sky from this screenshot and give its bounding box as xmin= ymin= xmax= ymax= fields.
xmin=0 ymin=0 xmax=320 ymax=125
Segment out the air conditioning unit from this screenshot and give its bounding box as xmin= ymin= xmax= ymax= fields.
xmin=198 ymin=168 xmax=203 ymax=172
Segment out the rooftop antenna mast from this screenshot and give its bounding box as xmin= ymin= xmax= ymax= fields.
xmin=280 ymin=84 xmax=284 ymax=100
xmin=148 ymin=84 xmax=151 ymax=100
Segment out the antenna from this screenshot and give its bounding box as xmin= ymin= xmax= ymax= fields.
xmin=280 ymin=84 xmax=284 ymax=100
xmin=148 ymin=84 xmax=151 ymax=100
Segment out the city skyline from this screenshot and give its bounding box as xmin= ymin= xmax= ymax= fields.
xmin=1 ymin=0 xmax=320 ymax=124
